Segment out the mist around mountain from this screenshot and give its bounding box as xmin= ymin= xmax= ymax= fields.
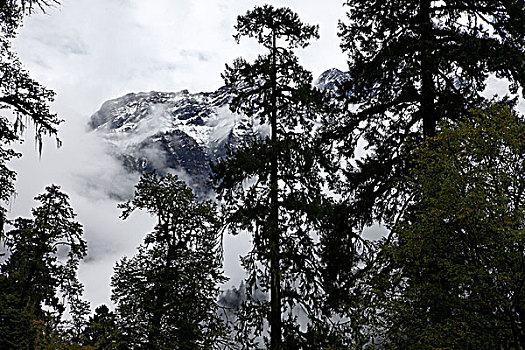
xmin=88 ymin=69 xmax=349 ymax=195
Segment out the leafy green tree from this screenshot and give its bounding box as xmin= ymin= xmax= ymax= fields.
xmin=213 ymin=5 xmax=340 ymax=349
xmin=0 ymin=185 xmax=88 ymax=349
xmin=0 ymin=273 xmax=38 ymax=349
xmin=0 ymin=0 xmax=62 ymax=232
xmin=373 ymin=104 xmax=525 ymax=348
xmin=80 ymin=304 xmax=123 ymax=350
xmin=321 ymin=0 xmax=525 ymax=316
xmin=111 ymin=172 xmax=227 ymax=350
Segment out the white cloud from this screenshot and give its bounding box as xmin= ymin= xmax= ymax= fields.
xmin=7 ymin=113 xmax=157 ymax=308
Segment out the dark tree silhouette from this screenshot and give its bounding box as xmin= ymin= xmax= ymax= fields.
xmin=81 ymin=304 xmax=123 ymax=349
xmin=213 ymin=5 xmax=341 ymax=349
xmin=375 ymin=104 xmax=525 ymax=348
xmin=0 ymin=0 xmax=62 ymax=232
xmin=112 ymin=173 xmax=227 ymax=350
xmin=320 ymin=0 xmax=525 ymax=315
xmin=0 ymin=185 xmax=88 ymax=348
xmin=333 ymin=0 xmax=525 ymax=224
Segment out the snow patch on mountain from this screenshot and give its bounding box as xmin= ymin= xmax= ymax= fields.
xmin=314 ymin=68 xmax=350 ymax=93
xmin=88 ymin=69 xmax=349 ymax=193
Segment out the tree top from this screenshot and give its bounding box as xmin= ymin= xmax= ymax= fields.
xmin=234 ymin=5 xmax=319 ymax=49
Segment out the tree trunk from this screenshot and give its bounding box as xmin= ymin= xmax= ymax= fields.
xmin=269 ymin=31 xmax=282 ymax=350
xmin=420 ymin=0 xmax=436 ymax=137
xmin=147 ymin=221 xmax=172 ymax=349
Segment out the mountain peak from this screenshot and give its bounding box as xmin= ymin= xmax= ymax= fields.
xmin=89 ymin=69 xmax=345 ymax=194
xmin=314 ymin=68 xmax=350 ymax=92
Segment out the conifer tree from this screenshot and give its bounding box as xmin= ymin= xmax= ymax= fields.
xmin=213 ymin=6 xmax=338 ymax=349
xmin=0 ymin=0 xmax=61 ymax=150
xmin=332 ymin=0 xmax=524 ymax=224
xmin=321 ymin=0 xmax=525 ymax=311
xmin=0 ymin=0 xmax=62 ymax=232
xmin=111 ymin=172 xmax=226 ymax=350
xmin=81 ymin=304 xmax=123 ymax=349
xmin=0 ymin=185 xmax=88 ymax=349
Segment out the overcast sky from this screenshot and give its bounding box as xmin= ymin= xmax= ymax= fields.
xmin=8 ymin=0 xmax=349 ymax=309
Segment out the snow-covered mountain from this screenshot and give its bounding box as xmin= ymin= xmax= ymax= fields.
xmin=88 ymin=69 xmax=348 ymax=193
xmin=314 ymin=68 xmax=350 ymax=93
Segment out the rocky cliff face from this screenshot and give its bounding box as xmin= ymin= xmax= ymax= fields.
xmin=89 ymin=69 xmax=348 ymax=193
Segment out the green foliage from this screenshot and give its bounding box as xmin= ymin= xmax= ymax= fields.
xmin=335 ymin=0 xmax=524 ymax=222
xmin=80 ymin=304 xmax=123 ymax=350
xmin=0 ymin=274 xmax=39 ymax=349
xmin=338 ymin=0 xmax=525 ymax=138
xmin=321 ymin=0 xmax=525 ymax=318
xmin=0 ymin=185 xmax=89 ymax=349
xmin=0 ymin=145 xmax=17 ymax=233
xmin=213 ymin=5 xmax=342 ymax=349
xmin=112 ymin=172 xmax=227 ymax=349
xmin=374 ymin=104 xmax=525 ymax=348
xmin=0 ymin=0 xmax=62 ymax=149
xmin=0 ymin=2 xmax=87 ymax=347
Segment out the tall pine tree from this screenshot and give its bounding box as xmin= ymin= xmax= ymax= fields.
xmin=332 ymin=0 xmax=525 ymax=225
xmin=375 ymin=104 xmax=525 ymax=348
xmin=80 ymin=304 xmax=123 ymax=349
xmin=213 ymin=6 xmax=339 ymax=349
xmin=0 ymin=185 xmax=88 ymax=349
xmin=112 ymin=173 xmax=226 ymax=350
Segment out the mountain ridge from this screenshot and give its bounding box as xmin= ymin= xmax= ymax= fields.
xmin=89 ymin=68 xmax=349 ymax=193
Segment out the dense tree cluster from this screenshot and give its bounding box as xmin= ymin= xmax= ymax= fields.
xmin=0 ymin=1 xmax=524 ymax=349
xmin=0 ymin=185 xmax=88 ymax=348
xmin=319 ymin=0 xmax=525 ymax=271
xmin=373 ymin=104 xmax=525 ymax=348
xmin=338 ymin=104 xmax=521 ymax=347
xmin=320 ymin=0 xmax=525 ymax=328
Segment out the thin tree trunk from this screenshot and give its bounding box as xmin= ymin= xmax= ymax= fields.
xmin=148 ymin=275 xmax=167 ymax=349
xmin=420 ymin=0 xmax=436 ymax=137
xmin=269 ymin=31 xmax=282 ymax=350
xmin=147 ymin=220 xmax=172 ymax=349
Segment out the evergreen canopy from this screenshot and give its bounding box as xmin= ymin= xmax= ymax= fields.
xmin=0 ymin=0 xmax=62 ymax=232
xmin=332 ymin=0 xmax=525 ymax=226
xmin=112 ymin=173 xmax=226 ymax=350
xmin=376 ymin=104 xmax=525 ymax=348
